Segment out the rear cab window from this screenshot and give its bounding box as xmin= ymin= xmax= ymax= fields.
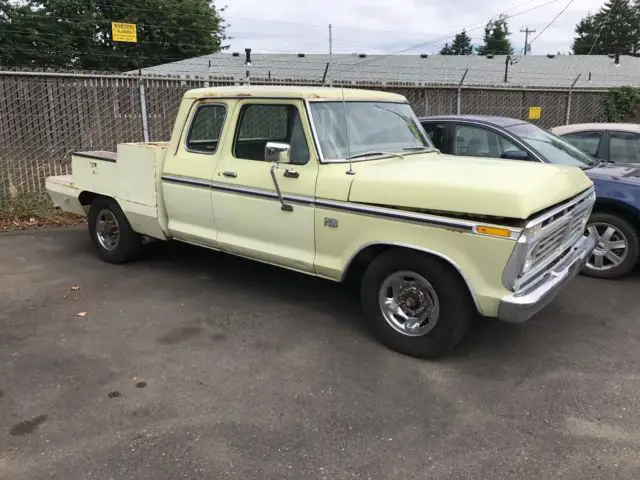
xmin=186 ymin=103 xmax=227 ymax=154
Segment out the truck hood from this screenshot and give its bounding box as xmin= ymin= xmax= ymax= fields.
xmin=586 ymin=164 xmax=640 ymax=186
xmin=347 ymin=153 xmax=593 ymax=220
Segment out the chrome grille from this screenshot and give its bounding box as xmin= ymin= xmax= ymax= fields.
xmin=515 ymin=188 xmax=596 ymax=292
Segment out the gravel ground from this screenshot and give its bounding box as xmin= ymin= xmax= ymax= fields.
xmin=1 ymin=228 xmax=639 ymax=480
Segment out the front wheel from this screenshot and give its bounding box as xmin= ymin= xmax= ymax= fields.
xmin=360 ymin=249 xmax=475 ymax=359
xmin=88 ymin=197 xmax=141 ymax=264
xmin=582 ymin=212 xmax=639 ymax=279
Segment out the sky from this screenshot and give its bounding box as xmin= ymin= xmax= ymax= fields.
xmin=222 ymin=0 xmax=606 ymax=56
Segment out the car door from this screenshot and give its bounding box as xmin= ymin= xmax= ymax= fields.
xmin=162 ymin=101 xmax=228 ymax=247
xmin=608 ymin=130 xmax=640 ymax=164
xmin=211 ymin=99 xmax=319 ymax=274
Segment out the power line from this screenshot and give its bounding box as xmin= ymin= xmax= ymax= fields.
xmin=1 ymin=0 xmax=562 ymax=50
xmin=588 ymin=0 xmax=619 ymax=55
xmin=340 ymin=0 xmax=565 ymax=73
xmin=527 ymin=0 xmax=577 ymax=52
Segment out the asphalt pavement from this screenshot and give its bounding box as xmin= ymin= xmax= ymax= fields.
xmin=1 ymin=228 xmax=639 ymax=479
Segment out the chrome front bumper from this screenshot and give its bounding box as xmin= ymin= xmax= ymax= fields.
xmin=498 ymin=232 xmax=597 ymax=324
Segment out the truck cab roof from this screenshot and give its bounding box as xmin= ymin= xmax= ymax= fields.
xmin=183 ymin=85 xmax=407 ymax=102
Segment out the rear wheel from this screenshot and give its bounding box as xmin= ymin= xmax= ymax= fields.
xmin=360 ymin=249 xmax=475 ymax=358
xmin=583 ymin=212 xmax=639 ymax=279
xmin=88 ymin=197 xmax=141 ymax=264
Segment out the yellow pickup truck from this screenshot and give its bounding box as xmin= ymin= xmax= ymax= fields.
xmin=45 ymin=85 xmax=597 ymax=358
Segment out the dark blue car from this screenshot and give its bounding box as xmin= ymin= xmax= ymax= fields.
xmin=419 ymin=115 xmax=640 ymax=280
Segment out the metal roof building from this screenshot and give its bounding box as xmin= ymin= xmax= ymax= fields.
xmin=137 ymin=52 xmax=640 ymax=89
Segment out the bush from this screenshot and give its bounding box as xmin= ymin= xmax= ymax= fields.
xmin=602 ymin=86 xmax=640 ymax=122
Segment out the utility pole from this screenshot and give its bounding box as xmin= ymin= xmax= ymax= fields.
xmin=520 ymin=27 xmax=536 ymax=55
xmin=328 ymin=24 xmax=333 ymax=87
xmin=504 ymin=55 xmax=510 ymax=82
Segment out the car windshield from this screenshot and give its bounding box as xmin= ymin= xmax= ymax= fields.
xmin=309 ymin=101 xmax=433 ymax=161
xmin=505 ymin=123 xmax=595 ymax=168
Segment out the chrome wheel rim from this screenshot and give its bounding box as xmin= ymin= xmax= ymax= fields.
xmin=96 ymin=209 xmax=120 ymax=251
xmin=378 ymin=271 xmax=440 ymax=337
xmin=586 ymin=223 xmax=628 ymax=271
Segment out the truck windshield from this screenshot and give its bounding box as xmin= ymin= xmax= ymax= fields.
xmin=505 ymin=123 xmax=595 ymax=168
xmin=309 ymin=101 xmax=433 ymax=161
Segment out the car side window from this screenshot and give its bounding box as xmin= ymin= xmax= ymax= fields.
xmin=453 ymin=125 xmax=518 ymax=158
xmin=609 ymin=131 xmax=640 ymax=164
xmin=421 ymin=122 xmax=447 ymax=152
xmin=233 ymin=104 xmax=310 ymax=165
xmin=186 ymin=104 xmax=227 ymax=154
xmin=561 ymin=131 xmax=602 ymax=158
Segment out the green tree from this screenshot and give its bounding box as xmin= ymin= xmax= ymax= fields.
xmin=440 ymin=42 xmax=454 ymax=55
xmin=451 ymin=29 xmax=473 ymax=55
xmin=477 ymin=14 xmax=513 ymax=55
xmin=572 ymin=0 xmax=638 ymax=54
xmin=0 ymin=0 xmax=229 ymax=71
xmin=441 ymin=30 xmax=474 ymax=55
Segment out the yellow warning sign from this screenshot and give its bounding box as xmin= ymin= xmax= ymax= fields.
xmin=111 ymin=22 xmax=137 ymax=43
xmin=528 ymin=106 xmax=541 ymax=120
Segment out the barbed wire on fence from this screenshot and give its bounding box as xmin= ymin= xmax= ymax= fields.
xmin=0 ymin=70 xmax=613 ymax=212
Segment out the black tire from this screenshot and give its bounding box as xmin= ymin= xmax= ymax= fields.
xmin=582 ymin=212 xmax=639 ymax=279
xmin=360 ymin=249 xmax=475 ymax=359
xmin=88 ymin=197 xmax=141 ymax=264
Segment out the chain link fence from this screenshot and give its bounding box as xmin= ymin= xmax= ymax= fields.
xmin=0 ymin=70 xmax=609 ymax=212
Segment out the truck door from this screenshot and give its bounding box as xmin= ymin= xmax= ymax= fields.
xmin=211 ymin=99 xmax=319 ymax=273
xmin=161 ymin=101 xmax=228 ymax=246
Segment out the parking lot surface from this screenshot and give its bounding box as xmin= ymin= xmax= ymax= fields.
xmin=1 ymin=228 xmax=639 ymax=479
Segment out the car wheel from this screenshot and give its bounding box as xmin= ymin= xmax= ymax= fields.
xmin=88 ymin=197 xmax=141 ymax=264
xmin=360 ymin=249 xmax=475 ymax=359
xmin=583 ymin=212 xmax=639 ymax=279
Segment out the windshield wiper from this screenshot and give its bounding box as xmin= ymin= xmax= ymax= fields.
xmin=349 ymin=151 xmax=404 ymax=160
xmin=402 ymin=146 xmax=433 ymax=151
xmin=373 ymin=105 xmax=430 ymax=145
xmin=594 ymin=159 xmax=615 ymax=167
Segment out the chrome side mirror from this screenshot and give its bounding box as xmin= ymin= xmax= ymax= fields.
xmin=266 ymin=142 xmax=293 ymax=212
xmin=265 ymin=142 xmax=291 ymax=164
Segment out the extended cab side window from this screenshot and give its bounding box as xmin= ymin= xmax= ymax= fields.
xmin=562 ymin=131 xmax=602 ymax=158
xmin=233 ymin=104 xmax=310 ymax=165
xmin=186 ymin=104 xmax=227 ymax=154
xmin=609 ymin=131 xmax=640 ymax=164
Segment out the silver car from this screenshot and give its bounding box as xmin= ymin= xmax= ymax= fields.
xmin=551 ymin=123 xmax=640 ymax=165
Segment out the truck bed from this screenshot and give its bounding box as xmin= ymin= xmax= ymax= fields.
xmin=45 ymin=174 xmax=86 ymax=216
xmin=47 ymin=143 xmax=170 ymax=240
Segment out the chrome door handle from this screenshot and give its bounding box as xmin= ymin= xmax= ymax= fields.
xmin=283 ymin=169 xmax=299 ymax=179
xmin=223 ymin=171 xmax=237 ymax=178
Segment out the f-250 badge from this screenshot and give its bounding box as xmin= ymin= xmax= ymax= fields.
xmin=324 ymin=217 xmax=338 ymax=228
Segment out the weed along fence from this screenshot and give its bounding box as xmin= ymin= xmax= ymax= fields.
xmin=0 ymin=70 xmax=609 ymax=212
